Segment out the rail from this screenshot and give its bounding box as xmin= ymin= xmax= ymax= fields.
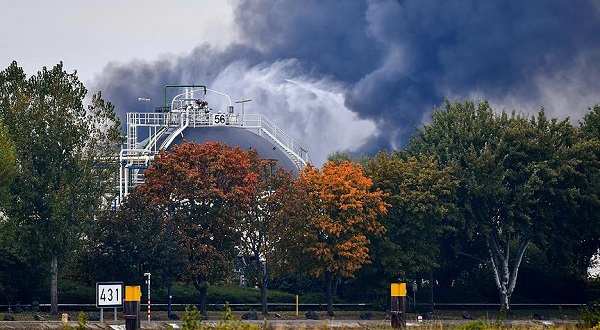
xmin=124 ymin=112 xmax=308 ymax=161
xmin=1 ymin=302 xmax=589 ymax=311
xmin=0 ymin=302 xmax=373 ymax=313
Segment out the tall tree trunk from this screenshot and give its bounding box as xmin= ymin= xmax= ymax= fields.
xmin=488 ymin=234 xmax=529 ymax=314
xmin=325 ymin=271 xmax=335 ymax=317
xmin=259 ymin=282 xmax=269 ymax=315
xmin=500 ymin=290 xmax=510 ymax=315
xmin=332 ymin=269 xmax=341 ymax=296
xmin=256 ymin=254 xmax=269 ymax=315
xmin=50 ymin=253 xmax=58 ymax=315
xmin=199 ymin=286 xmax=208 ymax=317
xmin=193 ymin=278 xmax=209 ymax=318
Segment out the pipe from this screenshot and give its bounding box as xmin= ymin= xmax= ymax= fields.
xmin=164 ymin=85 xmax=207 ymax=108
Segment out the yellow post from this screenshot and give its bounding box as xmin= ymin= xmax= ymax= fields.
xmin=391 ymin=283 xmax=407 ymax=297
xmin=125 ymin=286 xmax=142 ymax=301
xmin=125 ymin=286 xmax=141 ymax=330
xmin=296 ymin=295 xmax=299 ymax=316
xmin=391 ymin=283 xmax=407 ymax=328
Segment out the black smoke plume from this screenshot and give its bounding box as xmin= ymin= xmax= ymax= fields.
xmin=91 ymin=0 xmax=600 ymax=165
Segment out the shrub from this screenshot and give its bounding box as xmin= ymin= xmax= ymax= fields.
xmin=180 ymin=303 xmax=259 ymax=330
xmin=58 ymin=280 xmax=95 ymax=303
xmin=457 ymin=320 xmax=486 ymax=330
xmin=579 ymin=302 xmax=600 ymax=328
xmin=299 ymin=292 xmax=327 ymax=304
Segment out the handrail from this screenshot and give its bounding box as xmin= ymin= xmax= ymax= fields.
xmin=160 ymin=111 xmax=189 ymax=150
xmin=124 ymin=112 xmax=309 ymax=165
xmin=257 ymin=115 xmax=309 ymax=164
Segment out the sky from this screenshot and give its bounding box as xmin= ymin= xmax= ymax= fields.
xmin=2 ymin=0 xmax=600 ymax=166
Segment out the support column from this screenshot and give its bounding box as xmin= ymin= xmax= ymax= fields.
xmin=124 ymin=286 xmax=141 ymax=330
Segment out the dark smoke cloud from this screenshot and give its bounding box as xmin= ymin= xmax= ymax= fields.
xmin=91 ymin=0 xmax=600 ymax=165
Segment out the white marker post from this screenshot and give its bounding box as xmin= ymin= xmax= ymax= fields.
xmin=144 ymin=273 xmax=151 ymax=322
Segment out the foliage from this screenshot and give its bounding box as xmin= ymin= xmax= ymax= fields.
xmin=579 ymin=302 xmax=600 ymax=329
xmin=139 ymin=141 xmax=256 ymax=315
xmin=0 ymin=61 xmax=122 ymax=313
xmin=182 ymin=305 xmax=203 ymax=330
xmin=301 ymin=160 xmax=387 ymax=278
xmin=406 ymin=99 xmax=600 ymax=311
xmin=581 ymin=105 xmax=600 ymax=139
xmin=76 ymin=311 xmax=87 ymax=330
xmin=0 ymin=245 xmax=45 ymax=303
xmin=237 ymin=152 xmax=298 ymax=314
xmin=181 ymin=303 xmax=259 ymax=330
xmin=299 ymin=160 xmax=387 ymax=316
xmin=57 ymin=279 xmax=95 ymax=303
xmin=298 ymin=291 xmax=328 ymax=304
xmin=363 ymin=152 xmax=459 ymax=283
xmin=327 ymin=150 xmax=353 ymax=164
xmin=269 ymin=273 xmax=323 ymax=295
xmin=216 ymin=287 xmax=293 ymax=305
xmin=457 ymin=320 xmax=486 ymax=330
xmin=63 ymin=311 xmax=87 ymax=330
xmin=68 ymin=191 xmax=183 ymax=289
xmin=0 ymin=122 xmax=16 ymax=208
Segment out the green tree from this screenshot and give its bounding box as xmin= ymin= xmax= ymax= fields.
xmin=363 ymin=152 xmax=458 ymax=283
xmin=0 ymin=61 xmax=122 ymax=314
xmin=327 ymin=150 xmax=352 ymax=164
xmin=0 ymin=122 xmax=16 ymax=209
xmin=581 ymin=105 xmax=600 ymax=139
xmin=0 ymin=121 xmax=29 ymax=302
xmin=407 ymin=99 xmax=599 ymax=312
xmin=300 ymin=160 xmax=387 ymax=316
xmin=545 ymin=104 xmax=600 ymax=275
xmin=70 ymin=191 xmax=183 ymax=288
xmin=138 ymin=141 xmax=255 ymax=315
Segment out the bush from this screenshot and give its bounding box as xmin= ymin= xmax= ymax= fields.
xmin=58 ymin=279 xmax=95 ymax=303
xmin=298 ymin=292 xmax=327 ymax=304
xmin=266 ymin=290 xmax=295 ymax=303
xmin=457 ymin=320 xmax=486 ymax=330
xmin=579 ymin=302 xmax=600 ymax=328
xmin=158 ymin=283 xmax=295 ymax=307
xmin=208 ymin=285 xmax=260 ymax=304
xmin=181 ymin=303 xmax=259 ymax=330
xmin=269 ymin=274 xmax=322 ymax=294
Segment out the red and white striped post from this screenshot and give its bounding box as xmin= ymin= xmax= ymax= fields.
xmin=144 ymin=273 xmax=151 ymax=322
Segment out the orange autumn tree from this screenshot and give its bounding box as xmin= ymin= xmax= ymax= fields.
xmin=138 ymin=141 xmax=257 ymax=316
xmin=300 ymin=160 xmax=388 ymax=317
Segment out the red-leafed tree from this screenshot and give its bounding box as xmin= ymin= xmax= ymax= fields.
xmin=237 ymin=152 xmax=308 ymax=315
xmin=138 ymin=141 xmax=257 ymax=315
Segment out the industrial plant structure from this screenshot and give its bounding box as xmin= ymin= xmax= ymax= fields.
xmin=117 ymin=84 xmax=309 ymax=204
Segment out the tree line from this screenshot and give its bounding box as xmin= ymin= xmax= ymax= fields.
xmin=1 ymin=62 xmax=600 ymax=316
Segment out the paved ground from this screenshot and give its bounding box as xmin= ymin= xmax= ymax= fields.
xmin=0 ymin=309 xmax=582 ymax=329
